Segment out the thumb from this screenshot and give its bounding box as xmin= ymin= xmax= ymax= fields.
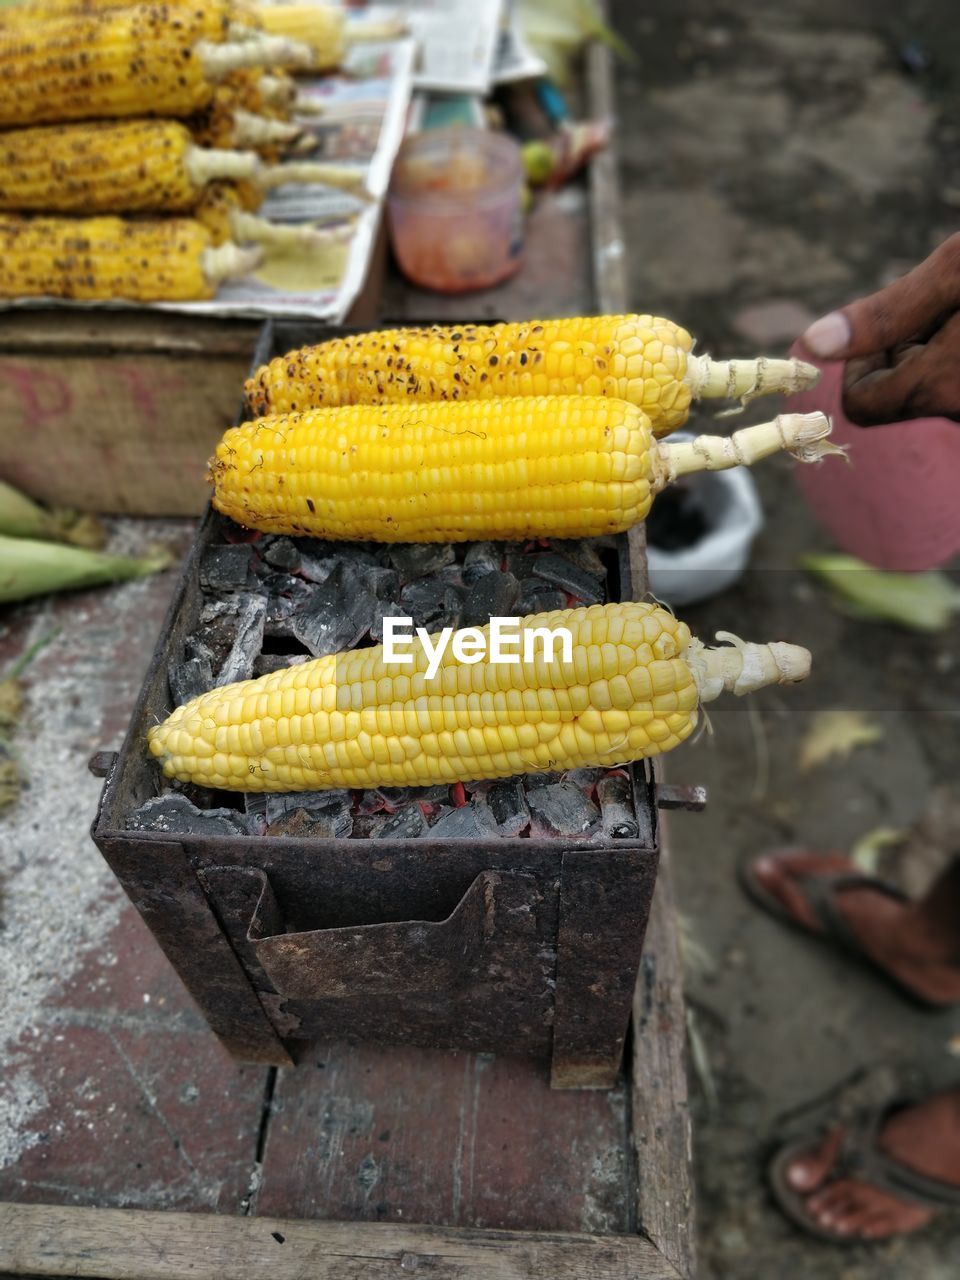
xmin=801 ymin=233 xmax=960 ymax=360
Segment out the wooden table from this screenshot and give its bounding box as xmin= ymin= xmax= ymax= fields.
xmin=0 ymin=40 xmax=696 ymax=1280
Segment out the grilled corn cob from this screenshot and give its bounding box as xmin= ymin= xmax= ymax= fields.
xmin=244 ymin=316 xmax=820 ymax=437
xmin=0 ymin=120 xmax=260 ymax=214
xmin=148 ymin=602 xmax=812 ymax=792
xmin=0 ymin=216 xmax=261 ymax=301
xmin=256 ymin=2 xmax=345 ymax=69
xmin=196 ymin=181 xmax=352 ymax=249
xmin=0 ymin=6 xmax=312 ymax=127
xmin=210 ymin=400 xmax=836 ymax=542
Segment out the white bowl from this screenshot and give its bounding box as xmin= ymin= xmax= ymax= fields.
xmin=646 ymin=451 xmax=764 ymax=607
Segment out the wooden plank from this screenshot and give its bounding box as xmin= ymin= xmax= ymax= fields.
xmin=630 ymin=836 xmax=697 ymax=1280
xmin=0 ymin=1204 xmax=682 ymax=1280
xmin=256 ymin=1042 xmax=633 ymax=1235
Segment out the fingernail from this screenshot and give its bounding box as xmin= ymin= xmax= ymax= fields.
xmin=803 ymin=312 xmax=851 ymax=358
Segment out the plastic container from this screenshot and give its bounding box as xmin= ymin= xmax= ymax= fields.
xmin=647 ymin=433 xmax=764 ymax=607
xmin=387 ymin=128 xmax=524 ymax=293
xmin=785 ymin=342 xmax=960 ymax=571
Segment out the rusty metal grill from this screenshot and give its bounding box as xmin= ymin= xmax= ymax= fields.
xmin=90 ymin=321 xmax=680 ymax=1090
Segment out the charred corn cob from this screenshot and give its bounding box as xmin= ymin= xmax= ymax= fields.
xmin=0 ymin=216 xmax=261 ymax=301
xmin=210 ymin=401 xmax=836 ymax=543
xmin=190 ymin=101 xmax=305 ymax=154
xmin=196 ymin=181 xmax=352 ymax=249
xmin=256 ymin=3 xmax=344 ymax=69
xmin=0 ymin=120 xmax=260 ymax=214
xmin=245 ymin=316 xmax=820 ymax=437
xmin=0 ymin=6 xmax=311 ymax=127
xmin=148 ymin=602 xmax=812 ymax=792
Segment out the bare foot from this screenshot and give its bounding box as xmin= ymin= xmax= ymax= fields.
xmin=749 ymin=849 xmax=960 ymax=1005
xmin=784 ymin=1091 xmax=960 ymax=1241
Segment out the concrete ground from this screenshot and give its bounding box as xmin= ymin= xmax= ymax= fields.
xmin=611 ymin=0 xmax=960 ymax=1274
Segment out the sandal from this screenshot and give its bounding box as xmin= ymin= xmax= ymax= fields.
xmin=737 ymin=850 xmax=951 ymax=1009
xmin=770 ymin=1096 xmax=960 ymax=1244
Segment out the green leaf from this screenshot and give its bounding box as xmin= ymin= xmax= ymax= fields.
xmin=803 ymin=554 xmax=960 ymax=631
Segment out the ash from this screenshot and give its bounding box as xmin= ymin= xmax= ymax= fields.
xmin=133 ymin=522 xmax=643 ymax=842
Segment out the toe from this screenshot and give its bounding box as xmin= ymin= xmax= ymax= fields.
xmin=786 ymin=1127 xmax=845 ymax=1192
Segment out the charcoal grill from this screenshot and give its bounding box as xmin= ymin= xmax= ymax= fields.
xmin=91 ymin=321 xmax=702 ymax=1090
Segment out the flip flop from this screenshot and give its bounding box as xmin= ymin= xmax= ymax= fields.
xmin=737 ymin=850 xmax=951 ymax=1009
xmin=769 ymin=1100 xmax=960 ymax=1245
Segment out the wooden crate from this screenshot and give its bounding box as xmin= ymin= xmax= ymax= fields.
xmin=0 ymin=229 xmax=387 ymax=518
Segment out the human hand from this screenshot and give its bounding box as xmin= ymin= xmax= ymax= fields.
xmin=800 ymin=233 xmax=960 ymax=425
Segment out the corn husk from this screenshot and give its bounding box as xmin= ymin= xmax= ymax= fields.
xmin=803 ymin=554 xmax=960 ymax=632
xmin=0 ymin=534 xmax=171 ymax=604
xmin=0 ymin=478 xmax=105 ymax=548
xmin=518 ymin=0 xmax=634 ymax=84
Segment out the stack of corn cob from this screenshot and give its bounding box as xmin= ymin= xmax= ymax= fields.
xmin=0 ymin=0 xmax=365 ymax=302
xmin=149 ymin=316 xmax=830 ymax=792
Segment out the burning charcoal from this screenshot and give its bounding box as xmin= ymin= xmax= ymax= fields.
xmin=551 ymin=539 xmax=607 ymax=580
xmin=200 ymin=544 xmax=254 ymax=592
xmin=372 ymin=805 xmax=426 ymax=838
xmin=527 ymin=782 xmax=601 ymax=839
xmin=263 ymin=537 xmax=302 ymax=573
xmin=292 ymin=566 xmax=376 ymax=657
xmin=517 ymin=580 xmax=567 ymax=615
xmin=563 ymin=767 xmax=603 ymax=794
xmin=252 ymin=654 xmax=309 ymax=676
xmin=427 ymin=801 xmax=497 ymax=839
xmin=381 ymin=785 xmax=449 ymax=807
xmin=389 ymin=542 xmax=455 ymax=581
xmin=503 ymin=550 xmax=540 ymax=580
xmin=370 ymin=599 xmax=396 ymax=643
xmin=298 ymin=554 xmax=339 ymax=585
xmin=462 ymin=541 xmax=500 ymax=584
xmin=265 ymin=788 xmax=349 ymax=823
xmin=127 ymin=793 xmax=252 ymax=836
xmin=266 ymin=789 xmax=353 ymax=839
xmin=399 ymin=580 xmax=462 ymax=631
xmin=356 ymin=788 xmax=392 ymax=815
xmin=168 ymin=653 xmax=214 ymax=708
xmin=486 ymin=779 xmax=530 ymax=836
xmin=462 ymin=571 xmax=520 ymax=627
xmin=356 ymin=565 xmax=401 ymax=601
xmin=241 ymin=792 xmax=268 ymax=836
xmin=598 ymin=772 xmax=638 ymax=838
xmin=262 ymin=573 xmax=315 ymax=634
xmin=435 ymin=563 xmax=465 ymax=588
xmin=533 ymin=554 xmax=603 ymax=604
xmin=215 ymin=593 xmax=267 ymax=686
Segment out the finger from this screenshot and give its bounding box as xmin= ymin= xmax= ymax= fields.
xmin=801 ymin=234 xmax=960 ymax=359
xmin=842 ymin=351 xmax=931 ymax=425
xmin=843 ymin=352 xmax=888 ymax=393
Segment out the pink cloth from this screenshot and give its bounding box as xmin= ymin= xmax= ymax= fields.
xmin=784 ymin=343 xmax=960 ymax=571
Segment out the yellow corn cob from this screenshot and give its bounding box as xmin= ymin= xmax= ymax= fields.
xmin=0 ymin=6 xmax=311 ymax=127
xmin=148 ymin=602 xmax=812 ymax=792
xmin=5 ymin=0 xmax=260 ymax=26
xmin=210 ymin=400 xmax=836 ymax=542
xmin=244 ymin=316 xmax=821 ymax=438
xmin=0 ymin=215 xmax=261 ymax=301
xmin=256 ymin=2 xmax=345 ymax=69
xmin=0 ymin=120 xmax=260 ymax=214
xmin=195 ymin=181 xmax=351 ymax=249
xmin=190 ymin=96 xmax=304 ymax=155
